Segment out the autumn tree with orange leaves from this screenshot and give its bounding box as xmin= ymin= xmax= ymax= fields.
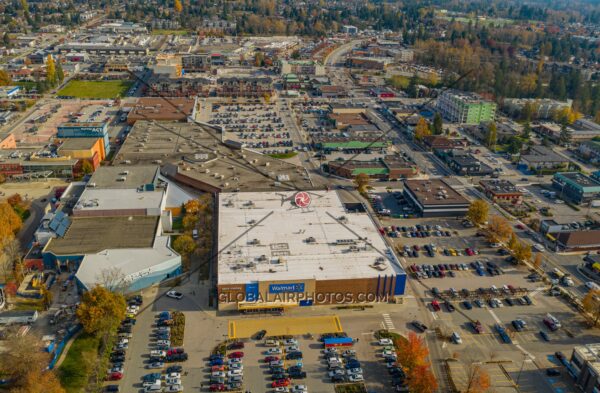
xmin=465 ymin=363 xmax=491 ymax=393
xmin=174 ymin=0 xmax=183 ymax=12
xmin=407 ymin=364 xmax=438 ymax=393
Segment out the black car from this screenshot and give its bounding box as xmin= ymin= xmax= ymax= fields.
xmin=166 ymin=353 xmax=188 ymax=362
xmin=555 ymin=351 xmax=565 ymax=361
xmin=110 ymin=355 xmax=125 ymax=363
xmin=166 ymin=365 xmax=182 ymax=373
xmin=444 ymin=301 xmax=455 ymax=312
xmin=105 ymin=385 xmax=120 ymax=392
xmin=390 ymin=367 xmax=406 ymax=378
xmin=289 ymin=371 xmax=307 ymax=379
xmin=271 ymin=373 xmax=288 ymax=380
xmin=118 ymin=326 xmax=132 ymax=334
xmin=255 ymin=330 xmax=267 ymax=340
xmin=546 ymin=369 xmax=560 ymax=376
xmin=286 ymin=351 xmax=303 ymax=360
xmin=287 ymin=366 xmax=302 ymax=373
xmin=331 ymin=375 xmax=345 ymax=382
xmin=112 ymin=349 xmax=126 ymax=356
xmin=227 ymin=342 xmax=244 ymax=350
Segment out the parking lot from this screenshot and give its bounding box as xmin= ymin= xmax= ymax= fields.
xmin=206 ymin=102 xmax=294 ymax=154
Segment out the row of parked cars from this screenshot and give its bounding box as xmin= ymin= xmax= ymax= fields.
xmin=104 ymin=296 xmax=144 ymax=391
xmin=263 ymin=338 xmax=308 ymax=391
xmin=208 ymin=344 xmax=245 ymax=391
xmin=378 ymin=338 xmax=408 ymax=392
xmin=324 ymin=346 xmax=363 ymax=383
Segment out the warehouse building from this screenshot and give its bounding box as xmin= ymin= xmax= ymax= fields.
xmin=552 ymin=172 xmax=600 ymax=205
xmin=217 ymin=191 xmax=406 ymax=311
xmin=126 ymin=97 xmax=197 ymax=125
xmin=403 ymin=178 xmax=470 ymax=217
xmin=57 ymin=122 xmax=110 ymax=155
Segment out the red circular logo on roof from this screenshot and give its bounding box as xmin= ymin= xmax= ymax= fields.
xmin=294 ymin=192 xmax=311 ymax=208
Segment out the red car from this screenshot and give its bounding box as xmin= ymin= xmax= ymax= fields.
xmin=107 ymin=372 xmax=123 ymax=381
xmin=167 ymin=348 xmax=185 ymax=356
xmin=210 ymin=384 xmax=226 ymax=392
xmin=271 ymin=379 xmax=291 ymax=388
xmin=465 ymin=248 xmax=474 ymax=256
xmin=228 ymin=351 xmax=244 ymax=359
xmin=516 ymin=223 xmax=525 ymax=230
xmin=211 ymin=365 xmax=225 ymax=372
xmin=264 ymin=356 xmax=279 ymax=362
xmin=431 ymin=300 xmax=441 ymax=311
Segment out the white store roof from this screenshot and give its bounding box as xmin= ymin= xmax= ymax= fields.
xmin=75 ymin=236 xmax=180 ymax=290
xmin=217 ymin=191 xmax=404 ymax=285
xmin=74 ymin=188 xmax=164 ymax=213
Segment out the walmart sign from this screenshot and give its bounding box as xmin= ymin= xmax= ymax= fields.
xmin=269 ymin=283 xmax=305 ymax=293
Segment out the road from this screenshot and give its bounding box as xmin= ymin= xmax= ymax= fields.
xmin=324 ymin=39 xmax=362 ymax=66
xmin=17 ymin=197 xmax=46 ymax=251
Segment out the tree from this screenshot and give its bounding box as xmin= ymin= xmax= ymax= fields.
xmin=96 ymin=267 xmax=129 ymax=294
xmin=263 ymin=92 xmax=271 ymax=104
xmin=1 ymin=238 xmax=21 ymax=282
xmin=2 ymin=32 xmax=10 ymax=48
xmin=354 ymin=173 xmax=370 ymax=193
xmin=172 ymin=234 xmax=196 ymax=257
xmin=0 ymin=69 xmax=12 ymax=86
xmin=467 ymin=199 xmax=489 ymax=226
xmin=486 ymin=122 xmax=497 ymax=150
xmin=11 ymin=369 xmax=66 ymax=393
xmin=0 ymin=334 xmax=50 ymax=386
xmin=396 ymin=332 xmax=429 ymax=372
xmin=406 ymin=74 xmax=418 ymax=98
xmin=56 ymin=61 xmax=64 ymax=84
xmin=174 ymin=0 xmax=183 ymax=13
xmin=559 ymin=124 xmax=572 ymax=146
xmin=414 ymin=117 xmax=431 ymax=141
xmin=465 ymin=363 xmax=491 ymax=393
xmin=514 ymin=242 xmax=532 ymax=264
xmin=184 ymin=199 xmax=201 ymax=215
xmin=507 ymin=232 xmax=519 ymax=252
xmin=506 ymin=136 xmax=523 ymax=154
xmin=76 ymin=286 xmax=126 ymax=335
xmin=46 ymin=55 xmax=56 ymax=86
xmin=254 ymin=52 xmax=264 ymax=67
xmin=583 ymin=290 xmax=600 ymax=326
xmin=0 ymin=202 xmax=22 ymax=246
xmin=182 ymin=214 xmax=199 ymax=231
xmin=486 ymin=215 xmax=513 ymax=243
xmin=407 ymin=364 xmax=438 ymax=393
xmin=432 ymin=112 xmax=443 ymax=135
xmin=81 ymin=160 xmax=93 ymax=175
xmin=522 ymin=122 xmax=531 ymax=139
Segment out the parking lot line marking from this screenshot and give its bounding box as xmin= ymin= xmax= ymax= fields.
xmin=430 ymin=311 xmax=438 ymax=320
xmin=515 ymin=344 xmax=536 ymax=360
xmin=487 ymin=309 xmax=502 ymax=324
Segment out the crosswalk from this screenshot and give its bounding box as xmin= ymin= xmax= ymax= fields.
xmin=382 ymin=313 xmax=396 ymax=330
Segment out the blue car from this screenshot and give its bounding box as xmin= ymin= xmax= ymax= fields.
xmin=209 ymin=354 xmax=223 ymax=361
xmin=462 ymin=301 xmax=473 ymax=310
xmin=540 ymin=331 xmax=550 ymax=342
xmin=142 ymin=373 xmax=161 ymax=382
xmin=210 ymin=358 xmax=224 ymax=366
xmin=158 ymin=311 xmax=170 ymax=319
xmin=345 ymin=361 xmax=360 ymax=369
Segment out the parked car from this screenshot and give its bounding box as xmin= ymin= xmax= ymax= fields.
xmin=166 ymin=290 xmax=183 ymax=300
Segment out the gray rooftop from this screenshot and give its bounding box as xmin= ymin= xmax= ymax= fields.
xmin=87 ymin=165 xmax=159 ymax=189
xmin=44 ymin=216 xmax=159 ymax=255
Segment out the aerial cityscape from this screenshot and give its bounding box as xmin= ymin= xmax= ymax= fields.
xmin=2 ymin=0 xmax=600 ymax=392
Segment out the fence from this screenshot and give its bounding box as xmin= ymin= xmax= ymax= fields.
xmin=48 ymin=323 xmax=82 ymax=369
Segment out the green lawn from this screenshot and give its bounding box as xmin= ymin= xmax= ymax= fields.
xmin=151 ymin=29 xmax=191 ymax=35
xmin=58 ymin=333 xmax=101 ymax=393
xmin=57 ymin=80 xmax=133 ymax=99
xmin=268 ymin=151 xmax=298 ymax=159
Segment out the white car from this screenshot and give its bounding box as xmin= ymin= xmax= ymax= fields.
xmin=143 ymin=380 xmax=161 ymax=388
xmin=150 ymin=350 xmax=166 ymax=358
xmin=285 ymin=345 xmax=299 ymax=352
xmin=451 ymin=332 xmax=462 ymax=344
xmin=348 ymin=368 xmax=363 ymax=375
xmin=227 ymin=369 xmax=242 ymax=376
xmin=164 ymin=372 xmax=181 ymax=379
xmin=328 ymin=369 xmax=345 ymax=377
xmin=165 ymin=385 xmax=183 ymax=393
xmin=283 ymin=339 xmax=298 ymax=346
xmin=229 ymin=363 xmax=243 ymax=370
xmin=291 ymin=385 xmax=307 ymax=393
xmin=157 ymin=340 xmax=170 ymax=346
xmin=165 ymin=377 xmax=181 ymax=385
xmin=212 ymin=371 xmax=226 ymax=378
xmin=118 ymin=338 xmax=129 ymax=345
xmin=266 ymin=348 xmax=282 ymax=355
xmin=348 ymin=374 xmax=364 ymax=382
xmin=227 ymin=358 xmax=242 ymax=365
xmin=382 ymin=349 xmax=395 ymax=357
xmin=342 ymin=349 xmax=356 ymax=357
xmin=274 ymin=388 xmax=290 ymax=393
xmin=166 ymin=290 xmax=183 ymax=300
xmin=379 ymin=338 xmax=393 ymax=346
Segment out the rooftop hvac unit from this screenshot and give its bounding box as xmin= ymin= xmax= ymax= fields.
xmin=117 ymin=176 xmax=126 ymax=181
xmin=87 ymin=182 xmax=96 ymax=188
xmin=120 ymin=171 xmax=129 ymax=175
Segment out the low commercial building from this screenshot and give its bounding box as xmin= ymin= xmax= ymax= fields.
xmin=346 ymin=57 xmax=390 ymax=70
xmin=479 ymin=179 xmax=523 ymax=204
xmin=569 ymin=343 xmax=600 ymax=393
xmin=520 ymin=145 xmax=570 ymax=173
xmin=126 ymin=97 xmax=197 ymax=125
xmin=503 ymin=98 xmax=572 ymax=119
xmin=0 ymin=86 xmax=21 ymax=99
xmin=534 ymin=121 xmax=600 ymax=143
xmin=216 ymin=76 xmax=273 ymax=98
xmin=552 ymin=172 xmax=600 ymax=204
xmin=578 ymin=141 xmax=600 ymax=165
xmin=437 ymin=90 xmax=496 ymax=124
xmin=56 ymin=43 xmax=149 ymax=56
xmin=279 ymin=60 xmax=325 ymax=76
xmin=57 ymin=137 xmax=106 ymax=171
xmin=403 ymin=178 xmax=470 ymax=217
xmin=57 ymin=122 xmax=110 ymax=156
xmin=328 ymin=155 xmax=417 ymax=180
xmin=435 ymin=149 xmax=493 ymax=176
xmin=147 ymin=74 xmax=211 ymax=97
xmin=217 ymin=191 xmax=407 ymax=311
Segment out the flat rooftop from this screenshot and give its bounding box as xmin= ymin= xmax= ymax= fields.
xmin=44 ymin=216 xmax=159 ymax=255
xmin=127 ymin=97 xmax=196 ymax=124
xmin=480 ymin=179 xmax=520 ymax=194
xmin=73 ymin=188 xmax=165 ymax=213
xmin=57 ymin=137 xmax=101 ymax=151
xmin=404 ymin=178 xmax=469 ymax=206
xmin=87 ymin=165 xmax=159 ymax=189
xmin=556 ymin=172 xmax=600 ymax=188
xmin=117 ymin=121 xmax=314 ymax=192
xmin=217 ymin=191 xmax=404 ymax=285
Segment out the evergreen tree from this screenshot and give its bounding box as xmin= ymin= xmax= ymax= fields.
xmin=432 ymin=112 xmax=443 ymax=135
xmin=486 ymin=122 xmax=497 ymax=150
xmin=406 ymin=74 xmax=418 ymax=98
xmin=559 ymin=124 xmax=572 ymax=146
xmin=56 ymin=61 xmax=64 ymax=84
